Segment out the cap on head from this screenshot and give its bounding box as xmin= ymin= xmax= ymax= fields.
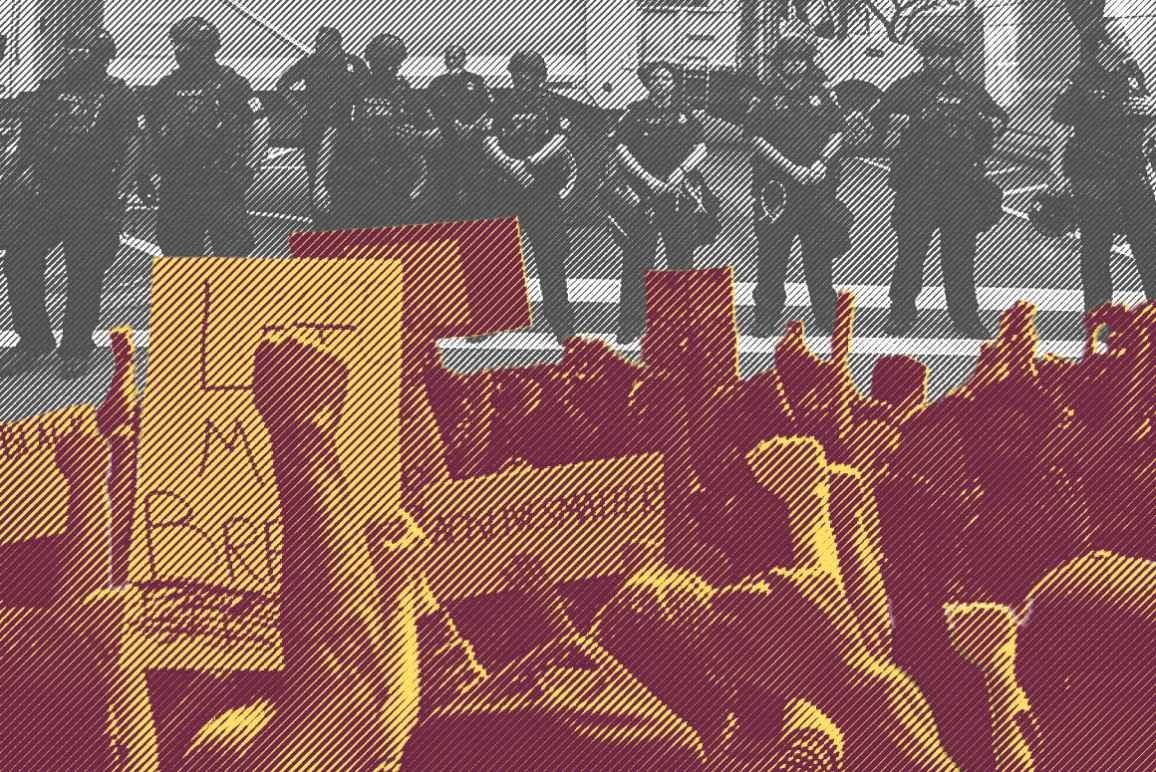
xmin=771 ymin=34 xmax=817 ymax=63
xmin=62 ymin=25 xmax=117 ymax=63
xmin=169 ymin=16 xmax=221 ymax=54
xmin=365 ymin=33 xmax=407 ymax=69
xmin=508 ymin=50 xmax=547 ymax=80
xmin=916 ymin=28 xmax=965 ymax=57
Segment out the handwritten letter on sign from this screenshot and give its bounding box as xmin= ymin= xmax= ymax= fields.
xmin=129 ymin=257 xmax=404 ymax=592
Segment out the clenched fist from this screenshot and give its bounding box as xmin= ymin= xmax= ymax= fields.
xmin=252 ymin=332 xmax=350 ymax=446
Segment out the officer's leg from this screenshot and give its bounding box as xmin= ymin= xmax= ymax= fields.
xmin=1073 ymin=180 xmax=1115 ymax=313
xmin=430 ymin=142 xmax=461 ymax=221
xmin=206 ymin=181 xmax=256 ymax=256
xmin=655 ymin=196 xmax=696 ymax=272
xmin=156 ymin=184 xmax=208 ymax=257
xmin=751 ymin=201 xmax=796 ymax=335
xmin=324 ymin=169 xmax=356 ymax=229
xmin=616 ymin=204 xmax=660 ymax=343
xmin=1 ymin=213 xmax=60 ymax=355
xmin=887 ymin=190 xmax=935 ymax=331
xmin=1119 ymin=171 xmax=1156 ymax=301
xmin=301 ymin=121 xmax=323 ymax=190
xmin=938 ymin=215 xmax=984 ymax=333
xmin=58 ymin=207 xmax=121 ymax=361
xmin=302 ymin=133 xmax=321 ymax=217
xmin=797 ymin=209 xmax=840 ymax=332
xmin=405 ymin=162 xmax=438 ymax=227
xmin=519 ymin=189 xmax=574 ymax=343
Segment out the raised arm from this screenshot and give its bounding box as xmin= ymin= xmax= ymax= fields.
xmin=184 ymin=332 xmax=426 ymax=770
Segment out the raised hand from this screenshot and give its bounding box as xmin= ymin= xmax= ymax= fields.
xmin=252 ymin=332 xmax=350 ymax=448
xmin=52 ymin=407 xmax=114 ymax=605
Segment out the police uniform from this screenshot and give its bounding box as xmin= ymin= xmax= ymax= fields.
xmin=147 ymin=63 xmax=261 ymax=255
xmin=326 ymin=71 xmax=437 ymax=228
xmin=878 ymin=54 xmax=1008 ymax=336
xmin=276 ymin=50 xmax=368 ymax=200
xmin=1 ymin=45 xmax=138 ymax=373
xmin=745 ymin=70 xmax=848 ymax=333
xmin=427 ymin=68 xmax=491 ymax=219
xmin=482 ymin=82 xmax=575 ymax=343
xmin=1052 ymin=59 xmax=1156 ymax=312
xmin=609 ymin=98 xmax=705 ymax=341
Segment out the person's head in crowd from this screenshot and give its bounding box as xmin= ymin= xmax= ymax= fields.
xmin=1079 ymin=19 xmax=1132 ymax=72
xmin=638 ymin=61 xmax=677 ymax=108
xmin=444 ymin=44 xmax=467 ymax=74
xmin=562 ymin=340 xmax=645 ymax=427
xmin=593 ymin=566 xmax=876 ymax=751
xmin=704 ymin=569 xmax=868 ymax=698
xmin=1015 ymin=552 xmax=1156 ymax=771
xmin=698 ymin=481 xmax=794 ymax=581
xmin=769 ymin=34 xmax=817 ymax=85
xmin=314 ymin=26 xmax=343 ymax=61
xmin=508 ymin=50 xmax=547 ymax=92
xmin=916 ymin=28 xmax=965 ymax=78
xmin=592 ymin=566 xmax=730 ymax=743
xmin=365 ymin=33 xmax=407 ymax=78
xmin=59 ymin=26 xmax=116 ymax=82
xmin=169 ymin=16 xmax=221 ymax=71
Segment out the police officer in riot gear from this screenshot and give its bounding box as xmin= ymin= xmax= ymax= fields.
xmin=314 ymin=33 xmax=441 ymax=228
xmin=275 ymin=26 xmax=368 ymax=223
xmin=481 ymin=50 xmax=576 ymax=344
xmin=145 ymin=16 xmax=270 ymax=257
xmin=608 ymin=62 xmax=709 ymax=344
xmin=877 ymin=28 xmax=1008 ymax=339
xmin=0 ymin=26 xmax=140 ymax=379
xmin=745 ymin=35 xmax=849 ymax=337
xmin=427 ymin=45 xmax=491 ymax=220
xmin=1050 ymin=20 xmax=1156 ymax=314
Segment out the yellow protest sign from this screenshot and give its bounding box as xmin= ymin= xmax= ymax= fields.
xmin=130 ymin=257 xmax=403 ymax=596
xmin=418 ymin=452 xmax=665 ymax=601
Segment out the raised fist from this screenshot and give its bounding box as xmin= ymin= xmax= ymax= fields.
xmin=53 ymin=407 xmax=111 ymax=485
xmin=252 ymin=332 xmax=350 ymax=445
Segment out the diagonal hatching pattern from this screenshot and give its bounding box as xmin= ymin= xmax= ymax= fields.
xmin=3 ymin=218 xmax=1154 ymax=769
xmin=2 ymin=2 xmax=1156 ymax=769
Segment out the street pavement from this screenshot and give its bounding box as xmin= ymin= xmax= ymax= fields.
xmin=0 ymin=139 xmax=1148 ymax=421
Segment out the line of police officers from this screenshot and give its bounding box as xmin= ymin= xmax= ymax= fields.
xmin=0 ymin=17 xmax=1153 ymax=381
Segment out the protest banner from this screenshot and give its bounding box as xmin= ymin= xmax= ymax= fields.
xmin=288 ymin=218 xmax=531 ymax=339
xmin=418 ymin=452 xmax=665 ymax=601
